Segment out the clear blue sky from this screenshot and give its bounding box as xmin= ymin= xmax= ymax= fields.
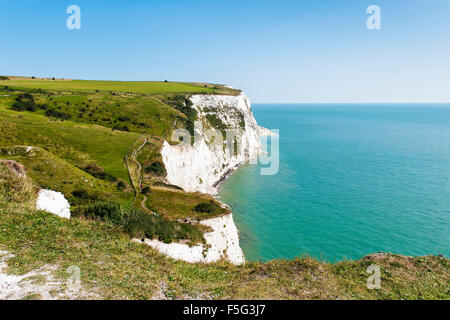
xmin=1 ymin=0 xmax=449 ymax=102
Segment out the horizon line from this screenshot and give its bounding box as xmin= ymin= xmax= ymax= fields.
xmin=252 ymin=101 xmax=450 ymax=104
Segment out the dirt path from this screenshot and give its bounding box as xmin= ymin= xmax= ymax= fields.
xmin=126 ymin=136 xmax=153 ymax=212
xmin=133 ymin=137 xmax=147 ymax=193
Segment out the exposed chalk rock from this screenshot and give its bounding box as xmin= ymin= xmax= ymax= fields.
xmin=162 ymin=92 xmax=264 ymax=195
xmin=148 ymin=91 xmax=270 ymax=265
xmin=0 ymin=250 xmax=95 ymax=299
xmin=155 ymin=92 xmax=270 ymax=264
xmin=136 ymin=213 xmax=245 ymax=265
xmin=36 ymin=189 xmax=71 ymax=219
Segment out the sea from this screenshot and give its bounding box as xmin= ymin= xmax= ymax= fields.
xmin=217 ymin=103 xmax=450 ymax=262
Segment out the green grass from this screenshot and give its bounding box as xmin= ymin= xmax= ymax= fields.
xmin=146 ymin=187 xmax=229 ymax=220
xmin=0 ymin=77 xmax=448 ymax=300
xmin=0 ymin=87 xmax=184 ymax=136
xmin=1 ymin=78 xmax=216 ymax=95
xmin=0 ymin=206 xmax=447 ymax=299
xmin=0 ymin=99 xmax=139 ymax=183
xmin=0 ymin=146 xmax=133 ymax=207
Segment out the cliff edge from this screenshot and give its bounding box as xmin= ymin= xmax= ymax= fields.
xmin=142 ymin=92 xmax=267 ymax=265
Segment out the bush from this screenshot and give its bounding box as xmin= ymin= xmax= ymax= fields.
xmin=112 ymin=125 xmax=129 ymax=132
xmin=72 ymin=201 xmax=124 ymax=225
xmin=71 ymin=189 xmax=97 ymax=201
xmin=0 ymin=76 xmax=9 ymax=80
xmin=46 ymin=109 xmax=72 ymax=120
xmin=124 ymin=209 xmax=203 ymax=244
xmin=116 ymin=180 xmax=126 ymax=190
xmin=16 ymin=93 xmax=34 ymax=101
xmin=83 ymin=163 xmax=117 ymax=182
xmin=141 ymin=186 xmax=151 ymax=195
xmin=194 ymin=201 xmax=220 ymax=214
xmin=165 ymin=96 xmax=198 ymax=138
xmin=144 ymin=162 xmax=166 ymax=176
xmin=11 ymin=101 xmax=37 ymax=111
xmin=11 ymin=93 xmax=37 ymax=111
xmin=205 ymin=114 xmax=228 ymax=132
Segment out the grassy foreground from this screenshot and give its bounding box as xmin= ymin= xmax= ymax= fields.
xmin=0 ymin=166 xmax=449 ymax=300
xmin=0 ymin=77 xmax=448 ymax=300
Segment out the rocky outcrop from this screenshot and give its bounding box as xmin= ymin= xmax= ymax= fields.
xmin=0 ymin=160 xmax=27 ymax=177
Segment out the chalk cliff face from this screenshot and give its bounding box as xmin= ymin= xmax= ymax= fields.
xmin=145 ymin=92 xmax=266 ymax=265
xmin=162 ymin=93 xmax=263 ymax=195
xmin=135 ymin=214 xmax=245 ymax=265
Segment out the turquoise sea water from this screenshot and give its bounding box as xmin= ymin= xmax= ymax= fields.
xmin=217 ymin=104 xmax=450 ymax=262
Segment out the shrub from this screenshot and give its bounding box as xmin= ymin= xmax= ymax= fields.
xmin=138 ymin=122 xmax=150 ymax=128
xmin=11 ymin=93 xmax=37 ymax=111
xmin=165 ymin=96 xmax=198 ymax=137
xmin=112 ymin=125 xmax=129 ymax=132
xmin=11 ymin=101 xmax=37 ymax=112
xmin=116 ymin=180 xmax=126 ymax=190
xmin=83 ymin=163 xmax=117 ymax=182
xmin=124 ymin=209 xmax=203 ymax=244
xmin=194 ymin=201 xmax=221 ymax=214
xmin=71 ymin=189 xmax=97 ymax=201
xmin=141 ymin=186 xmax=151 ymax=195
xmin=46 ymin=109 xmax=72 ymax=120
xmin=206 ymin=114 xmax=227 ymax=132
xmin=144 ymin=162 xmax=166 ymax=176
xmin=72 ymin=201 xmax=124 ymax=225
xmin=0 ymin=76 xmax=9 ymax=80
xmin=16 ymin=93 xmax=34 ymax=101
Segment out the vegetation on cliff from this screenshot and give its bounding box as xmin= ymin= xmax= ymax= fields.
xmin=0 ymin=166 xmax=448 ymax=299
xmin=0 ymin=77 xmax=448 ymax=300
xmin=0 ymin=78 xmax=231 ymax=245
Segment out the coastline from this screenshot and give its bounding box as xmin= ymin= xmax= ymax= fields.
xmin=138 ymin=92 xmax=267 ymax=265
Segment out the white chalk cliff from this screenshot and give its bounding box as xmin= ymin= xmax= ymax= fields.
xmin=162 ymin=93 xmax=263 ymax=195
xmin=143 ymin=92 xmax=267 ymax=265
xmin=135 ymin=213 xmax=244 ymax=265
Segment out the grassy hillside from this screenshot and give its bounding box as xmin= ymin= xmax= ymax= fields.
xmin=0 ymin=77 xmax=448 ymax=300
xmin=0 ymin=76 xmax=241 ymax=96
xmin=0 ymin=79 xmax=232 ymax=245
xmin=0 ymin=172 xmax=448 ymax=299
xmin=0 ymin=146 xmax=133 ymax=207
xmin=0 ymin=93 xmax=140 ymax=183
